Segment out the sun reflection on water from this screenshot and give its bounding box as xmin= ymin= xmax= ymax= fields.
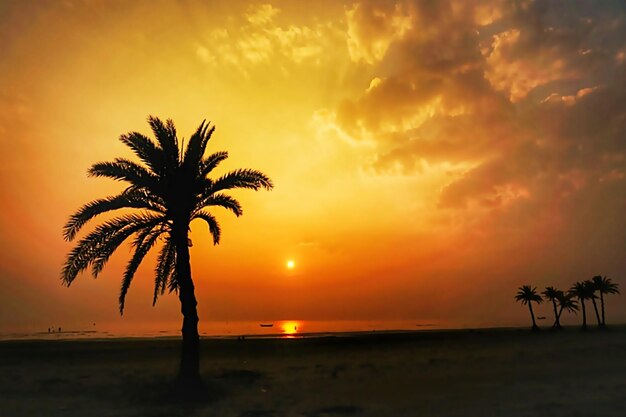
xmin=280 ymin=321 xmax=300 ymax=337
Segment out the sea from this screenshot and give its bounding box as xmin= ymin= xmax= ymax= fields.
xmin=0 ymin=319 xmax=469 ymax=341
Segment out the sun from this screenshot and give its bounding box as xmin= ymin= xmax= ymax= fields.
xmin=281 ymin=321 xmax=300 ymax=335
xmin=286 ymin=259 xmax=295 ymax=269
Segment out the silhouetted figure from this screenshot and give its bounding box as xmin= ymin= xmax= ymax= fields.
xmin=61 ymin=116 xmax=273 ymax=388
xmin=58 ymin=327 xmax=61 ymax=333
xmin=591 ymin=275 xmax=620 ymax=328
xmin=47 ymin=328 xmax=50 ymax=333
xmin=515 ymin=285 xmax=543 ymax=331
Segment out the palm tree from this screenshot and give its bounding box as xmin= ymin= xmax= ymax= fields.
xmin=585 ymin=279 xmax=602 ymax=327
xmin=515 ymin=285 xmax=543 ymax=330
xmin=555 ymin=292 xmax=578 ymax=325
xmin=542 ymin=286 xmax=563 ymax=329
xmin=592 ymin=275 xmax=620 ymax=328
xmin=62 ymin=116 xmax=273 ymax=385
xmin=569 ymin=281 xmax=595 ymax=330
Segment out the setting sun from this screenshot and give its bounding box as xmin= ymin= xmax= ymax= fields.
xmin=281 ymin=321 xmax=300 ymax=335
xmin=286 ymin=260 xmax=295 ymax=269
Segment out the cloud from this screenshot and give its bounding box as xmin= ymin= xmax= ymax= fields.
xmin=346 ymin=1 xmax=413 ymax=63
xmin=338 ymin=1 xmax=503 ymax=138
xmin=194 ymin=4 xmax=343 ymax=72
xmin=246 ymin=3 xmax=280 ymax=26
xmin=327 ymin=0 xmax=626 ymax=259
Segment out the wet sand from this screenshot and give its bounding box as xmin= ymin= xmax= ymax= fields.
xmin=1 ymin=327 xmax=625 ymax=416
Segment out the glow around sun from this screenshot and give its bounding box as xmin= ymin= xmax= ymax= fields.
xmin=286 ymin=260 xmax=295 ymax=269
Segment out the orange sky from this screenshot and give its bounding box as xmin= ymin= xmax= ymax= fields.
xmin=1 ymin=0 xmax=626 ymax=334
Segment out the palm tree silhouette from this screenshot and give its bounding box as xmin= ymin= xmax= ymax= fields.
xmin=569 ymin=281 xmax=595 ymax=330
xmin=542 ymin=286 xmax=564 ymax=329
xmin=515 ymin=285 xmax=543 ymax=330
xmin=555 ymin=292 xmax=578 ymax=325
xmin=591 ymin=276 xmax=620 ymax=328
xmin=584 ymin=279 xmax=602 ymax=327
xmin=62 ymin=116 xmax=272 ymax=385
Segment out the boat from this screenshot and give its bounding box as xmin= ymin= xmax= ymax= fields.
xmin=259 ymin=323 xmax=274 ymax=327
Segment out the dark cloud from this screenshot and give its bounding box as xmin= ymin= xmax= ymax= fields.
xmin=339 ymin=0 xmax=626 ymax=199
xmin=335 ymin=0 xmax=626 ymax=289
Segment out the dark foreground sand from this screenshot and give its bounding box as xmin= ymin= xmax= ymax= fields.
xmin=1 ymin=327 xmax=625 ymax=417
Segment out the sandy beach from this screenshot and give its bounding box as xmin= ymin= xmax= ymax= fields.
xmin=1 ymin=327 xmax=625 ymax=417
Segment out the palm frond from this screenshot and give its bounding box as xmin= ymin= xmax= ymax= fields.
xmin=583 ymin=280 xmax=598 ymax=298
xmin=62 ymin=214 xmax=165 ymax=285
xmin=64 ymin=188 xmax=166 ymax=241
xmin=211 ymin=169 xmax=274 ymax=193
xmin=167 ymin=270 xmax=179 ymax=294
xmin=195 ymin=193 xmax=243 ymax=217
xmin=192 ymin=210 xmax=221 ymax=245
xmin=119 ymin=132 xmax=164 ymax=174
xmin=147 ymin=116 xmax=178 ymax=166
xmin=569 ymin=281 xmax=596 ymax=299
xmin=184 ymin=120 xmax=214 ymax=171
xmin=132 ymin=222 xmax=167 ymax=249
xmin=199 ymin=151 xmax=228 ymax=178
xmin=61 ymin=217 xmax=143 ymax=286
xmin=118 ymin=230 xmax=161 ymax=314
xmin=557 ymin=293 xmax=579 ymax=313
xmin=515 ymin=285 xmax=542 ymax=304
xmin=592 ymin=275 xmax=620 ymax=295
xmin=91 ymin=218 xmax=166 ymax=277
xmin=606 ymin=282 xmax=620 ymax=294
xmin=542 ymin=286 xmax=562 ymax=301
xmin=153 ymin=238 xmax=176 ymax=305
xmin=88 ymin=158 xmax=159 ymax=191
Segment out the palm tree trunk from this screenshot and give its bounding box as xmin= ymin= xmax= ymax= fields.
xmin=552 ymin=300 xmax=561 ymax=329
xmin=581 ymin=299 xmax=587 ymax=330
xmin=528 ymin=303 xmax=538 ymax=330
xmin=590 ymin=297 xmax=601 ymax=327
xmin=174 ymin=227 xmax=201 ymax=386
xmin=600 ymin=292 xmax=606 ymax=328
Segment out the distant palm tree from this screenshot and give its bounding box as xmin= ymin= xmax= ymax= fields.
xmin=585 ymin=280 xmax=602 ymax=327
xmin=515 ymin=285 xmax=543 ymax=330
xmin=592 ymin=276 xmax=620 ymax=328
xmin=555 ymin=292 xmax=578 ymax=324
xmin=569 ymin=281 xmax=595 ymax=330
xmin=62 ymin=116 xmax=273 ymax=385
xmin=542 ymin=286 xmax=564 ymax=329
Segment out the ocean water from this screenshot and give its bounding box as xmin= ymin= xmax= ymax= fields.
xmin=0 ymin=319 xmax=457 ymax=341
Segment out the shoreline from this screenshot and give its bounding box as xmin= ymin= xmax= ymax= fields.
xmin=1 ymin=323 xmax=624 ymax=344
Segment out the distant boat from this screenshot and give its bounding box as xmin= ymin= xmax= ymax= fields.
xmin=259 ymin=323 xmax=274 ymax=328
xmin=537 ymin=316 xmax=546 ymax=320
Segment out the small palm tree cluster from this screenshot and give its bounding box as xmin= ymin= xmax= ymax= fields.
xmin=515 ymin=276 xmax=619 ymax=331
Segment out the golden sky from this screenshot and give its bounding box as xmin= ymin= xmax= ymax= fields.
xmin=1 ymin=0 xmax=626 ymax=333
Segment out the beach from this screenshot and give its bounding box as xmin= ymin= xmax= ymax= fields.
xmin=1 ymin=327 xmax=625 ymax=417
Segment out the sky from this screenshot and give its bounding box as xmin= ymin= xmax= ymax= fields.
xmin=1 ymin=0 xmax=625 ymax=334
